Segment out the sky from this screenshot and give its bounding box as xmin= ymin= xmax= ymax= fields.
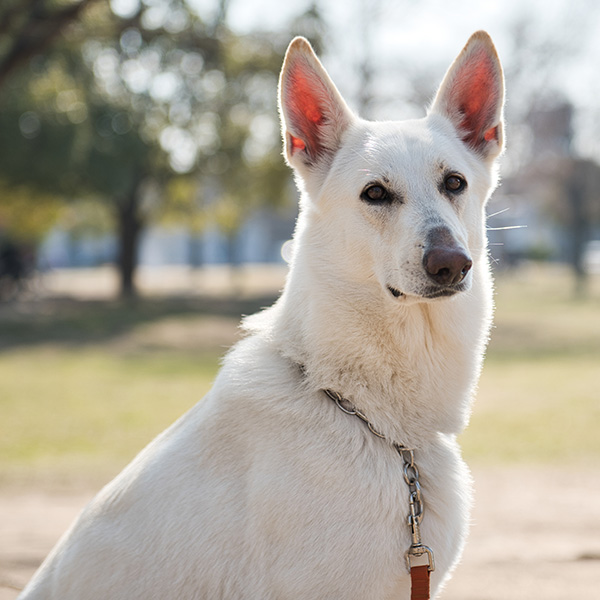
xmin=113 ymin=0 xmax=600 ymax=112
xmin=217 ymin=0 xmax=600 ymax=157
xmin=223 ymin=0 xmax=599 ymax=59
xmin=110 ymin=0 xmax=600 ymax=159
xmin=112 ymin=0 xmax=600 ymax=107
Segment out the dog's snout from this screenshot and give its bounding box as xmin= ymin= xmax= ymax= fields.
xmin=423 ymin=227 xmax=472 ymax=286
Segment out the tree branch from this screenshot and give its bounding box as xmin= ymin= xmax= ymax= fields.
xmin=0 ymin=0 xmax=101 ymax=90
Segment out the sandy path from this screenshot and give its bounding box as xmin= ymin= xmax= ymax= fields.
xmin=1 ymin=466 xmax=599 ymax=599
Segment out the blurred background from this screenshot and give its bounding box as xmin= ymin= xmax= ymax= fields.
xmin=0 ymin=0 xmax=599 ymax=599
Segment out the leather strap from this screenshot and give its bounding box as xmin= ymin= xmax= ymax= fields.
xmin=410 ymin=565 xmax=431 ymax=600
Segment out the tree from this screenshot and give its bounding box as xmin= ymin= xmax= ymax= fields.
xmin=534 ymin=151 xmax=600 ymax=297
xmin=498 ymin=11 xmax=600 ymax=295
xmin=0 ymin=0 xmax=100 ymax=90
xmin=1 ymin=0 xmax=297 ymax=298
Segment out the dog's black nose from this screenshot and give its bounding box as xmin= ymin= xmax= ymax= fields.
xmin=423 ymin=246 xmax=472 ymax=286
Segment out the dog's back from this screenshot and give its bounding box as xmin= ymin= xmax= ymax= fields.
xmin=20 ymin=31 xmax=504 ymax=600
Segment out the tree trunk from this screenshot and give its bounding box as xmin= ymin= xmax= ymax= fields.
xmin=225 ymin=230 xmax=243 ymax=295
xmin=116 ymin=186 xmax=143 ymax=299
xmin=188 ymin=232 xmax=204 ymax=268
xmin=567 ymin=166 xmax=589 ymax=299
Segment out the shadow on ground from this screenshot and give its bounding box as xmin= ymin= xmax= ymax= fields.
xmin=0 ymin=295 xmax=278 ymax=352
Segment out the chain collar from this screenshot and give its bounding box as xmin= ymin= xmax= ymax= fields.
xmin=323 ymin=389 xmax=435 ymax=575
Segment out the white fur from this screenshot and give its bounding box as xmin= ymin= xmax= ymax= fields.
xmin=19 ymin=31 xmax=504 ymax=600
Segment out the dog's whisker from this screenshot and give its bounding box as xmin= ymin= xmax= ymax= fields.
xmin=486 ymin=225 xmax=526 ymax=231
xmin=487 ymin=207 xmax=511 ymax=219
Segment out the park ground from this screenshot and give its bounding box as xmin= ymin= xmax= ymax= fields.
xmin=1 ymin=263 xmax=599 ymax=599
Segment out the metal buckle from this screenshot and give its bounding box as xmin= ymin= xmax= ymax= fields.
xmin=405 ymin=544 xmax=435 ymax=573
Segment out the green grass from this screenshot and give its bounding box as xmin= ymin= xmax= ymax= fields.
xmin=462 ymin=355 xmax=600 ymax=463
xmin=0 ymin=297 xmax=245 ymax=486
xmin=460 ymin=263 xmax=600 ymax=464
xmin=486 ymin=264 xmax=600 ymax=359
xmin=0 ymin=263 xmax=598 ymax=485
xmin=0 ymin=348 xmax=221 ymax=484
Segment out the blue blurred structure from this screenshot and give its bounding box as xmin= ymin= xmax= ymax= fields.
xmin=38 ymin=206 xmax=297 ymax=269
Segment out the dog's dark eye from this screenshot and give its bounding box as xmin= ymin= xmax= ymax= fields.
xmin=444 ymin=174 xmax=466 ymax=193
xmin=361 ymin=184 xmax=389 ymax=204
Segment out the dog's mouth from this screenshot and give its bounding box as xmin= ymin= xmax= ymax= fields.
xmin=421 ymin=288 xmax=460 ymax=299
xmin=387 ymin=285 xmax=404 ymax=298
xmin=421 ymin=280 xmax=470 ymax=298
xmin=386 ymin=282 xmax=469 ymax=301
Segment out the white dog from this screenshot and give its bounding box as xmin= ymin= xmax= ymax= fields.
xmin=20 ymin=31 xmax=504 ymax=600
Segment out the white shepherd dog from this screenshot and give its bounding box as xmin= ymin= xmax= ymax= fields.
xmin=20 ymin=31 xmax=504 ymax=600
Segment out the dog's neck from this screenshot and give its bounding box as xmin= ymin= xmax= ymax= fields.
xmin=245 ymin=209 xmax=493 ymax=449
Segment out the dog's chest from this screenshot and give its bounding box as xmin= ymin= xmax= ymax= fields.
xmin=237 ymin=400 xmax=469 ymax=598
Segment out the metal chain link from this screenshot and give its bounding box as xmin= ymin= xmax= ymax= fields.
xmin=397 ymin=446 xmax=435 ymax=572
xmin=324 ymin=389 xmax=435 ymax=574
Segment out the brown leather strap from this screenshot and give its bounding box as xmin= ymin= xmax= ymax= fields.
xmin=410 ymin=565 xmax=431 ymax=600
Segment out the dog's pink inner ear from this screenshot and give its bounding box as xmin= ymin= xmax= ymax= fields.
xmin=290 ymin=135 xmax=306 ymax=151
xmin=447 ymin=47 xmax=501 ymax=153
xmin=284 ymin=62 xmax=326 ymax=159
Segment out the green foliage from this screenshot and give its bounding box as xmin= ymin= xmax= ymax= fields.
xmin=60 ymin=198 xmax=114 ymax=238
xmin=0 ymin=182 xmax=64 ymax=243
xmin=0 ymin=0 xmax=99 ymax=88
xmin=159 ymin=176 xmax=206 ymax=231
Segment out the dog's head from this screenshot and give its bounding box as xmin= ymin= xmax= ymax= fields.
xmin=278 ymin=32 xmax=504 ymax=305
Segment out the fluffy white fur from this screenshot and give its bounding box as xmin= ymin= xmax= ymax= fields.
xmin=19 ymin=31 xmax=504 ymax=600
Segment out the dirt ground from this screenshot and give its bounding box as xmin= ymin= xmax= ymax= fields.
xmin=1 ymin=465 xmax=599 ymax=599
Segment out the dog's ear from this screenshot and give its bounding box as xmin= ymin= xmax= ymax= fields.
xmin=430 ymin=31 xmax=505 ymax=160
xmin=278 ymin=37 xmax=354 ymax=173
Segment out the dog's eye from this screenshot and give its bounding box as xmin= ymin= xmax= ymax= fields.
xmin=361 ymin=184 xmax=389 ymax=204
xmin=444 ymin=174 xmax=466 ymax=193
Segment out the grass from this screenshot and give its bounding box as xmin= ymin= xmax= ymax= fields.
xmin=461 ymin=263 xmax=600 ymax=464
xmin=463 ymin=355 xmax=600 ymax=463
xmin=0 ymin=263 xmax=598 ymax=486
xmin=0 ymin=298 xmax=245 ymax=486
xmin=0 ymin=349 xmax=220 ymax=483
